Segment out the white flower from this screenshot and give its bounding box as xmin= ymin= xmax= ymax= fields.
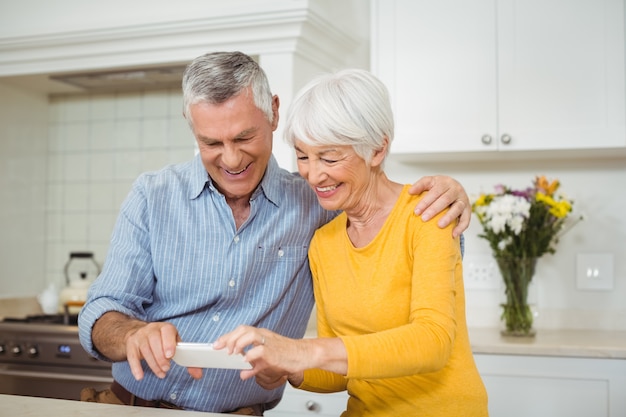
xmin=509 ymin=215 xmax=525 ymax=235
xmin=498 ymin=236 xmax=512 ymax=251
xmin=483 ymin=194 xmax=530 ymax=235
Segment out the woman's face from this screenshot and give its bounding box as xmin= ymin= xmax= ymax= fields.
xmin=294 ymin=140 xmax=374 ymax=212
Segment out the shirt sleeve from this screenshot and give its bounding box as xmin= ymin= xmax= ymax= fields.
xmin=296 ymin=249 xmax=348 ymax=393
xmin=78 ymin=176 xmax=156 ymax=359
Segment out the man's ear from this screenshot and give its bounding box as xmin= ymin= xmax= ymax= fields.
xmin=271 ymin=95 xmax=280 ymax=130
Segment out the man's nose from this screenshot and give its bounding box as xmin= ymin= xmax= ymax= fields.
xmin=221 ymin=143 xmax=242 ymax=168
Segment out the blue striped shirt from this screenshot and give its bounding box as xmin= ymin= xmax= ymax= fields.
xmin=78 ymin=154 xmax=334 ymax=413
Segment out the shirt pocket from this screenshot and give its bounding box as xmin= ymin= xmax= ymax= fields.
xmin=246 ymin=245 xmax=310 ymax=308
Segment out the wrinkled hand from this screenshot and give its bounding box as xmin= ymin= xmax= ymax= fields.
xmin=213 ymin=325 xmax=304 ymax=388
xmin=123 ymin=321 xmax=181 ymax=381
xmin=409 ymin=175 xmax=471 ymax=237
xmin=255 ymin=370 xmax=289 ymax=391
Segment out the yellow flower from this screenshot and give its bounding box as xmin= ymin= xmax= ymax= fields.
xmin=536 ymin=191 xmax=572 ymax=218
xmin=474 ymin=193 xmax=488 ymax=206
xmin=535 ymin=191 xmax=555 ymax=206
xmin=550 ymin=200 xmax=572 ymax=218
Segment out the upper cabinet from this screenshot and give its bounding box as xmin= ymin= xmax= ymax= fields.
xmin=371 ymin=0 xmax=626 ymax=160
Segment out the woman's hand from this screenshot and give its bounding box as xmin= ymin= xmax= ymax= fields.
xmin=213 ymin=326 xmax=303 ymax=382
xmin=214 ymin=325 xmax=348 ymax=388
xmin=409 ymin=175 xmax=470 ymax=237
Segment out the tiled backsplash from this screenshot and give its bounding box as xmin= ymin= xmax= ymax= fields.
xmin=44 ymin=89 xmax=195 ymax=287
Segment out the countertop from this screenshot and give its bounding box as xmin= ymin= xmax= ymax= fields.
xmin=469 ymin=327 xmax=626 ymax=359
xmin=304 ymin=327 xmax=626 ymax=359
xmin=0 ymin=394 xmax=225 ymax=416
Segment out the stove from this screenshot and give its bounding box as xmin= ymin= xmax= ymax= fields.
xmin=0 ymin=314 xmax=112 ymax=400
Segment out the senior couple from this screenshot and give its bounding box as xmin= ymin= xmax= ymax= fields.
xmin=79 ymin=51 xmax=488 ymax=416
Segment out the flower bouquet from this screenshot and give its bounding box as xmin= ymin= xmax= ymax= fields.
xmin=472 ymin=176 xmax=579 ymax=336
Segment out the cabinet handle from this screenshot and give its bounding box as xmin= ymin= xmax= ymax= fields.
xmin=481 ymin=134 xmax=492 ymax=145
xmin=500 ymin=134 xmax=512 ymax=144
xmin=305 ymin=400 xmax=320 ymax=412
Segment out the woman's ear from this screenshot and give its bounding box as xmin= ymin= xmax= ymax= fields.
xmin=371 ymin=136 xmax=389 ymax=167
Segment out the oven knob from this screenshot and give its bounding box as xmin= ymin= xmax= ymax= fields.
xmin=11 ymin=345 xmax=22 ymax=356
xmin=0 ymin=344 xmax=5 ymax=355
xmin=27 ymin=345 xmax=39 ymax=358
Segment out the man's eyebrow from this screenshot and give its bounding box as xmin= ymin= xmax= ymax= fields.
xmin=198 ymin=127 xmax=258 ymax=143
xmin=234 ymin=127 xmax=257 ymax=139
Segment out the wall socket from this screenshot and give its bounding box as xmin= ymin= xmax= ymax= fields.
xmin=576 ymin=253 xmax=614 ymax=291
xmin=464 ymin=254 xmax=500 ymax=290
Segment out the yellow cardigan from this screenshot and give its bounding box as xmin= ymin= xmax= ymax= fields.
xmin=299 ymin=185 xmax=488 ymax=417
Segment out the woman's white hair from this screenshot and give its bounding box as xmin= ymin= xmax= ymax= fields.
xmin=283 ymin=68 xmax=394 ymax=163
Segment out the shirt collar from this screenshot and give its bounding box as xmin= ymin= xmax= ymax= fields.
xmin=188 ymin=154 xmax=283 ymax=208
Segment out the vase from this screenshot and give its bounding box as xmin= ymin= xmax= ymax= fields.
xmin=494 ymin=255 xmax=538 ymax=337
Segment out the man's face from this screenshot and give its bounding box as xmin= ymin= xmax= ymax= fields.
xmin=188 ymin=89 xmax=279 ymax=201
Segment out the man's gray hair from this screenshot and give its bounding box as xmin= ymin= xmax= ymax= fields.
xmin=182 ymin=51 xmax=274 ymax=125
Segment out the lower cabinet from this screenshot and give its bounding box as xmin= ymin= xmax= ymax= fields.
xmin=266 ymin=354 xmax=626 ymax=416
xmin=266 ymin=384 xmax=348 ymax=417
xmin=474 ymin=353 xmax=626 ymax=417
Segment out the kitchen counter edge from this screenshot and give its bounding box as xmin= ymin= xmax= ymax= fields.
xmin=305 ymin=327 xmax=626 ymax=359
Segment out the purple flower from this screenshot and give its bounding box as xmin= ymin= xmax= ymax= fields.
xmin=494 ymin=184 xmax=506 ymax=194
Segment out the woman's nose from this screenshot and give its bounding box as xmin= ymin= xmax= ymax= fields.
xmin=306 ymin=160 xmax=326 ymax=184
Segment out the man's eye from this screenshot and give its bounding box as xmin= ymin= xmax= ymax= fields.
xmin=322 ymin=158 xmax=338 ymax=164
xmin=296 ymin=155 xmax=309 ymax=161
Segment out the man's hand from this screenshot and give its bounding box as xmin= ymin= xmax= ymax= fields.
xmin=409 ymin=175 xmax=470 ymax=238
xmin=92 ymin=311 xmax=180 ymax=381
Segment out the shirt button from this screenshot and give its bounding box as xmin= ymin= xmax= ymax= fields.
xmin=278 ymin=249 xmax=284 ymax=257
xmin=212 ymin=314 xmax=220 ymax=322
xmin=234 ymin=235 xmax=240 ymax=243
xmin=170 ymin=393 xmax=177 ymax=400
xmin=228 ymin=279 xmax=236 ymax=287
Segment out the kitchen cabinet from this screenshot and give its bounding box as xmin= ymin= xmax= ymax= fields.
xmin=371 ymin=0 xmax=626 ymax=159
xmin=474 ymin=353 xmax=626 ymax=416
xmin=266 ymin=384 xmax=348 ymax=417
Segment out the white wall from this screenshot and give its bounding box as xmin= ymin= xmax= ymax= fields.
xmin=0 ymin=86 xmax=195 ymax=297
xmin=43 ymin=90 xmax=195 ymax=291
xmin=385 ymin=156 xmax=626 ymax=330
xmin=0 ymin=83 xmax=48 ymax=297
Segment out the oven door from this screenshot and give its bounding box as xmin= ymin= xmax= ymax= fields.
xmin=0 ymin=363 xmax=112 ymax=400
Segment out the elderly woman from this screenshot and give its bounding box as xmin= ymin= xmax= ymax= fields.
xmin=215 ymin=69 xmax=488 ymax=416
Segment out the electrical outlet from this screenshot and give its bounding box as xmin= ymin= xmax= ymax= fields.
xmin=576 ymin=253 xmax=614 ymax=291
xmin=464 ymin=254 xmax=500 ymax=290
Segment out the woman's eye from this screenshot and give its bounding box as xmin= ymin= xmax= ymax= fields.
xmin=322 ymin=158 xmax=338 ymax=164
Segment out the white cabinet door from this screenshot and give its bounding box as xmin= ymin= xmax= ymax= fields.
xmin=474 ymin=354 xmax=626 ymax=417
xmin=497 ymin=0 xmax=626 ymax=152
xmin=371 ymin=0 xmax=626 ymax=157
xmin=265 ymin=384 xmax=348 ymax=417
xmin=372 ymin=0 xmax=498 ymax=154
